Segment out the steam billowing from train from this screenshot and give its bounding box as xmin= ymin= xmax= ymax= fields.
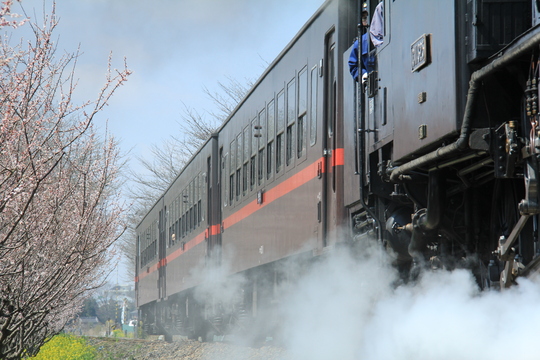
xmin=279 ymin=241 xmax=540 ymax=360
xmin=194 ymin=238 xmax=540 ymax=360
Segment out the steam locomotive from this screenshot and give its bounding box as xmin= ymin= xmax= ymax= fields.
xmin=135 ymin=0 xmax=540 ymax=341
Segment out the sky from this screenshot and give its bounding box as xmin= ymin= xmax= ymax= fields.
xmin=13 ymin=0 xmax=326 ymax=169
xmin=8 ymin=0 xmax=326 ymax=282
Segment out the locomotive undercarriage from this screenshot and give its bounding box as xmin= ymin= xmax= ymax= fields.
xmin=354 ymin=143 xmax=536 ymax=289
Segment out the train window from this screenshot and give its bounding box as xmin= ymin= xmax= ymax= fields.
xmin=189 ymin=181 xmax=193 ymax=232
xmin=267 ymin=100 xmax=275 ymax=179
xmin=251 ymin=117 xmax=257 ymax=191
xmin=179 ymin=195 xmax=183 ymax=238
xmin=172 ymin=201 xmax=175 ymax=226
xmin=137 ymin=234 xmax=140 ymax=264
xmin=236 ymin=133 xmax=242 ymax=201
xmin=229 ymin=174 xmax=234 ymax=204
xmin=146 ymin=229 xmax=150 ymax=263
xmin=182 ymin=189 xmax=187 ymax=237
xmin=154 ymin=221 xmax=158 ymax=257
xmin=310 ymin=66 xmax=318 ymax=146
xmin=267 ymin=141 xmax=273 ymax=179
xmin=198 ymin=174 xmax=202 ymax=225
xmin=236 ymin=168 xmax=241 ymax=200
xmin=243 ymin=162 xmax=248 ymax=195
xmin=243 ymin=126 xmax=249 ymax=196
xmin=184 ymin=211 xmax=188 ymax=235
xmin=220 ymin=148 xmax=226 ymax=208
xmin=167 ymin=210 xmax=171 ymax=249
xmin=177 ymin=197 xmax=180 ymax=241
xmin=298 ymin=67 xmax=307 ymax=158
xmin=175 ymin=219 xmax=179 ymax=245
xmin=276 ymin=134 xmax=283 ymax=173
xmin=170 ymin=203 xmax=174 ymax=247
xmin=230 ymin=140 xmax=235 ymax=205
xmin=180 ymin=192 xmax=184 ymax=237
xmin=201 ymin=172 xmax=205 ymax=222
xmin=181 ymin=214 xmax=185 ymax=238
xmin=250 ymin=156 xmax=256 ymax=191
xmin=258 ymin=148 xmax=264 ymax=185
xmin=197 ymin=200 xmax=202 ymax=226
xmin=258 ymin=109 xmax=266 ymax=148
xmin=286 ymin=78 xmax=296 ymax=167
xmin=194 ymin=176 xmax=199 ymax=227
xmin=251 ymin=117 xmax=258 ymax=156
xmin=277 ymin=90 xmax=285 ymax=131
xmin=286 ymin=124 xmax=295 ymax=166
xmin=298 ymin=114 xmax=306 ymax=158
xmin=189 ymin=207 xmax=192 ymax=232
xmin=327 ymin=40 xmax=336 ymax=137
xmin=189 ymin=178 xmax=197 ymax=230
xmin=277 ymin=90 xmax=285 ymax=173
xmin=257 ymin=109 xmax=266 ymax=186
xmin=237 ymin=133 xmax=242 ymax=170
xmin=244 ymin=126 xmax=250 ymax=164
xmin=193 ymin=203 xmax=197 ymax=230
xmin=299 ymin=68 xmax=308 ymax=115
xmin=268 ymin=101 xmax=275 ymax=139
xmin=230 ymin=140 xmax=235 ymax=175
xmin=184 ymin=207 xmax=187 ymax=235
xmin=287 ymin=78 xmax=296 ymax=126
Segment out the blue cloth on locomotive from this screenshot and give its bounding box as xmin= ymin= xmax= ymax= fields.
xmin=370 ymin=2 xmax=384 ymax=47
xmin=348 ymin=33 xmax=373 ymax=82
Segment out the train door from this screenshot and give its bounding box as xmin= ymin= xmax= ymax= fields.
xmin=322 ymin=28 xmax=338 ymax=247
xmin=208 ymin=142 xmax=222 ymax=266
xmin=158 ymin=207 xmax=166 ymax=299
xmin=215 ymin=147 xmax=222 ymax=252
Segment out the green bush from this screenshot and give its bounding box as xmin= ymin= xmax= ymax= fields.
xmin=112 ymin=329 xmax=124 ymax=338
xmin=29 ymin=334 xmax=96 ymax=360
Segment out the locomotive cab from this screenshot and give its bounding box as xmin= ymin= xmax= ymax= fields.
xmin=355 ymin=0 xmax=540 ymax=286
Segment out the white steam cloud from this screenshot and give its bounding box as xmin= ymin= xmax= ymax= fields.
xmin=277 ymin=241 xmax=540 ymax=360
xmin=184 ymin=238 xmax=540 ymax=360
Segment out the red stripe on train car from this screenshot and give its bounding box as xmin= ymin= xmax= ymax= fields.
xmin=223 ymin=155 xmax=327 ymax=229
xmin=210 ymin=224 xmax=221 ymax=236
xmin=334 ymin=148 xmax=344 ymax=166
xmin=135 ymin=149 xmax=345 ymax=283
xmin=167 ymin=231 xmax=206 ymax=264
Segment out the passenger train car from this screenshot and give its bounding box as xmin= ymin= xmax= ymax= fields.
xmin=136 ymin=0 xmax=540 ymax=340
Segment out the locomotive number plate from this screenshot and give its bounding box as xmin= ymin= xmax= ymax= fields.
xmin=411 ymin=34 xmax=431 ymax=72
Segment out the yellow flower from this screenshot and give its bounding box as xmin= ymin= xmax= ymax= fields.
xmin=29 ymin=334 xmax=96 ymax=360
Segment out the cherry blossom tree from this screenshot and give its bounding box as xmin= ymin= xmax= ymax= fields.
xmin=0 ymin=2 xmax=131 ymax=358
